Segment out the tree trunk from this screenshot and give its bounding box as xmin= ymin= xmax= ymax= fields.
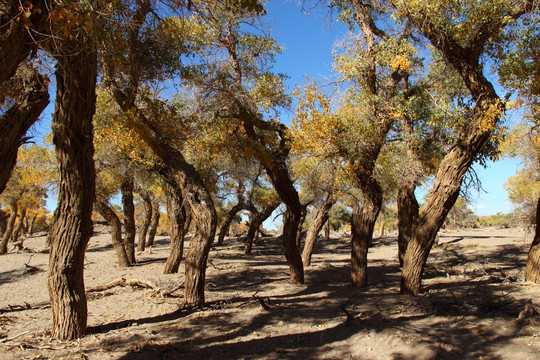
xmin=0 ymin=63 xmax=49 ymax=194
xmin=378 ymin=207 xmax=386 ymax=238
xmin=26 ymin=214 xmax=37 ymax=236
xmin=46 ymin=42 xmax=97 ymax=340
xmin=137 ymin=191 xmax=152 ymax=252
xmin=0 ymin=201 xmax=18 ymax=255
xmin=400 ymin=124 xmax=499 ymax=295
xmin=397 ymin=182 xmax=419 ymax=267
xmin=111 ymin=95 xmax=217 ymax=306
xmin=0 ymin=0 xmax=49 ymax=84
xmin=0 ymin=209 xmax=7 ymax=237
xmin=350 ymin=182 xmax=382 ymax=287
xmin=95 ymin=201 xmax=131 ymax=267
xmin=302 ymin=197 xmax=334 ymax=267
xmin=244 ymin=201 xmax=279 ymax=255
xmin=296 ymin=205 xmax=307 ymax=250
xmin=324 ymin=220 xmax=330 ymax=239
xmin=11 ymin=207 xmax=27 ymax=243
xmin=121 ymin=175 xmax=136 ymax=264
xmin=146 ymin=201 xmax=160 ymax=247
xmin=217 ymin=201 xmax=247 ymax=246
xmin=525 ymin=196 xmax=540 ymax=283
xmin=164 ymin=183 xmax=190 ymax=274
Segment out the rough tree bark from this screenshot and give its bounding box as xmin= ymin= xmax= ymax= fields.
xmin=0 ymin=63 xmax=49 ymax=194
xmin=398 ymin=2 xmax=534 ymax=295
xmin=0 ymin=0 xmax=49 ymax=84
xmin=146 ymin=201 xmax=160 ymax=247
xmin=95 ymin=201 xmax=131 ymax=267
xmin=350 ymin=178 xmax=383 ymax=287
xmin=525 ymin=196 xmax=540 ymax=283
xmin=397 ymin=181 xmax=419 ymax=267
xmin=46 ymin=40 xmax=97 ymax=340
xmin=136 ymin=190 xmax=152 ymax=252
xmin=121 ymin=174 xmax=136 ymax=264
xmin=302 ymin=196 xmax=335 ymax=267
xmin=0 ymin=201 xmax=18 ymax=255
xmin=163 ymin=181 xmax=191 ymax=274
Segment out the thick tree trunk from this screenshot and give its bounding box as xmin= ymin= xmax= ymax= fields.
xmin=121 ymin=175 xmax=136 ymax=264
xmin=137 ymin=191 xmax=152 ymax=252
xmin=164 ymin=184 xmax=190 ymax=274
xmin=302 ymin=197 xmax=334 ymax=267
xmin=11 ymin=207 xmax=27 ymax=243
xmin=400 ymin=122 xmax=499 ymax=295
xmin=525 ymin=196 xmax=540 ymax=283
xmin=351 ymin=183 xmax=382 ymax=287
xmin=47 ymin=43 xmax=97 ymax=340
xmin=146 ymin=202 xmax=160 ymax=247
xmin=0 ymin=201 xmax=18 ymax=255
xmin=263 ymin=161 xmax=304 ymax=284
xmin=95 ymin=201 xmax=131 ymax=267
xmin=217 ymin=202 xmax=247 ymax=246
xmin=0 ymin=63 xmax=49 ymax=194
xmin=397 ymin=182 xmax=419 ymax=267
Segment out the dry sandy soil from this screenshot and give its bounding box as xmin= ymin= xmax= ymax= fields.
xmin=0 ymin=227 xmax=539 ymax=359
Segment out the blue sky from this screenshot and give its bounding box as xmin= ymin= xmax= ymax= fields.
xmin=38 ymin=1 xmax=522 ymax=217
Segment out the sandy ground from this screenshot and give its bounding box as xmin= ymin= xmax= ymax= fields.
xmin=0 ymin=227 xmax=539 ymax=360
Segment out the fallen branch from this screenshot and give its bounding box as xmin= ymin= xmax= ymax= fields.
xmin=87 ymin=278 xmax=183 ymax=297
xmin=0 ymin=331 xmax=29 ymax=343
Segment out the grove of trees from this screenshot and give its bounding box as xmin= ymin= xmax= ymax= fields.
xmin=0 ymin=0 xmax=538 ymax=340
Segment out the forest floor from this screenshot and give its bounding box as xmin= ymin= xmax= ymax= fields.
xmin=0 ymin=227 xmax=539 ymax=359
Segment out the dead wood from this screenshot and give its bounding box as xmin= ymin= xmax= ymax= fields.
xmin=86 ymin=278 xmax=184 ymax=297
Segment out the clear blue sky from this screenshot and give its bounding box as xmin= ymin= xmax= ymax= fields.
xmin=37 ymin=0 xmax=522 ymax=217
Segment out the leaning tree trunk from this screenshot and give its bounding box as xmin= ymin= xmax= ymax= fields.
xmin=47 ymin=41 xmax=97 ymax=340
xmin=11 ymin=207 xmax=27 ymax=243
xmin=400 ymin=107 xmax=501 ymax=295
xmin=350 ymin=181 xmax=382 ymax=287
xmin=164 ymin=182 xmax=190 ymax=274
xmin=217 ymin=201 xmax=247 ymax=246
xmin=137 ymin=191 xmax=152 ymax=252
xmin=302 ymin=197 xmax=334 ymax=267
xmin=95 ymin=201 xmax=131 ymax=267
xmin=146 ymin=202 xmax=160 ymax=247
xmin=121 ymin=174 xmax=136 ymax=264
xmin=0 ymin=201 xmax=18 ymax=255
xmin=525 ymin=195 xmax=540 ymax=283
xmin=0 ymin=63 xmax=49 ymax=194
xmin=111 ymin=94 xmax=218 ymax=306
